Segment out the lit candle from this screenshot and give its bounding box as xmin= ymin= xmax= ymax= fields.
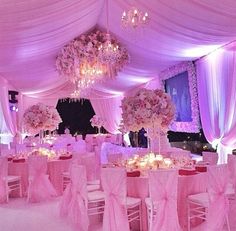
xmin=164 ymin=158 xmax=172 ymax=168
xmin=139 ymin=161 xmax=146 ymax=169
xmin=155 ymin=154 xmax=163 ymax=161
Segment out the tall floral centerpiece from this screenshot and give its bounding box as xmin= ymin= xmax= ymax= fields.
xmin=90 ymin=115 xmax=104 ymax=134
xmin=22 ymin=103 xmax=62 ymax=141
xmin=121 ymin=88 xmax=175 ymax=153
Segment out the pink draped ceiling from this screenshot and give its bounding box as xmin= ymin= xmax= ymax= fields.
xmin=1 ymin=0 xmax=236 ymax=98
xmin=1 ymin=1 xmax=236 ymax=135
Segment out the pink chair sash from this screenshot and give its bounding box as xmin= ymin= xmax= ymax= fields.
xmin=0 ymin=157 xmax=7 ymax=203
xmin=206 ymin=164 xmax=230 ymax=230
xmin=101 ymin=168 xmax=130 ymax=231
xmin=149 ymin=169 xmax=182 ymax=231
xmin=28 ymin=156 xmax=57 ymax=202
xmin=60 ymin=164 xmax=89 ymax=231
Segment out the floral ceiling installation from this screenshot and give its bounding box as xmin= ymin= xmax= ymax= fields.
xmin=22 ymin=103 xmax=62 ymax=135
xmin=121 ymin=88 xmax=175 ymax=132
xmin=56 ymin=29 xmax=129 ymax=87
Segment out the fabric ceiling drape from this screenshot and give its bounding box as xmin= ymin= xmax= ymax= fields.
xmin=90 ymin=95 xmax=123 ymax=134
xmin=196 ymin=44 xmax=236 ymax=164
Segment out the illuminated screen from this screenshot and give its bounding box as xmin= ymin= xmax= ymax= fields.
xmin=165 ymin=71 xmax=192 ymax=122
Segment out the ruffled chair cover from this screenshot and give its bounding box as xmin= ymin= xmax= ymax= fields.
xmin=149 ymin=169 xmax=182 ymax=231
xmin=206 ymin=164 xmax=230 ymax=231
xmin=0 ymin=157 xmax=7 ymax=203
xmin=60 ymin=164 xmax=89 ymax=231
xmin=27 ymin=156 xmax=57 ymax=202
xmin=101 ymin=168 xmax=130 ymax=231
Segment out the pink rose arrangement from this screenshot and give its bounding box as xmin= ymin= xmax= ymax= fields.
xmin=90 ymin=115 xmax=104 ymax=128
xmin=22 ymin=103 xmax=62 ymax=135
xmin=121 ymin=88 xmax=175 ymax=132
xmin=56 ymin=29 xmax=129 ymax=83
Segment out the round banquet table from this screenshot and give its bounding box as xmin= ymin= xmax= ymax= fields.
xmin=8 ymin=159 xmax=72 ymax=196
xmin=127 ymin=172 xmax=207 ymax=231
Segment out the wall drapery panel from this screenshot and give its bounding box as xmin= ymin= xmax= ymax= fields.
xmin=196 ymin=45 xmax=236 ymax=163
xmin=0 ymin=77 xmax=17 ymax=139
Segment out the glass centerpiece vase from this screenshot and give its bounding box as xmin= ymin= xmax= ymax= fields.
xmin=97 ymin=126 xmax=102 ymax=135
xmin=39 ymin=129 xmax=45 ymax=144
xmin=146 ymin=125 xmax=162 ymax=155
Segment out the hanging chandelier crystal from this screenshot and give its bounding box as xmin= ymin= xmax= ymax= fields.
xmin=98 ymin=33 xmax=120 ymax=64
xmin=70 ymin=89 xmax=81 ymax=98
xmin=98 ymin=0 xmax=122 ymax=67
xmin=121 ymin=7 xmax=149 ymax=29
xmin=72 ymin=60 xmax=107 ymax=90
xmin=69 ymin=80 xmax=90 ymax=102
xmin=78 ymin=60 xmax=106 ymax=82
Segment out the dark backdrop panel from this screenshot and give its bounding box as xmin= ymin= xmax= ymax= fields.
xmin=56 ymin=99 xmax=96 ymax=136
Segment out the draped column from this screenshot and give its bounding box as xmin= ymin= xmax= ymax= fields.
xmin=0 ymin=77 xmax=17 ymax=137
xmin=196 ymin=44 xmax=236 ymax=164
xmin=90 ymin=95 xmax=123 ymax=134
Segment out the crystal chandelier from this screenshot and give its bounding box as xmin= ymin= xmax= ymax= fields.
xmin=98 ymin=33 xmax=120 ymax=65
xmin=121 ymin=7 xmax=149 ymax=29
xmin=69 ymin=80 xmax=90 ymax=102
xmin=98 ymin=0 xmax=121 ymax=66
xmin=56 ymin=0 xmax=129 ymax=101
xmin=79 ymin=60 xmax=106 ymax=79
xmin=75 ymin=60 xmax=106 ymax=88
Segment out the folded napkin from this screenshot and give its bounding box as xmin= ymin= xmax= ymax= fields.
xmin=59 ymin=155 xmax=72 ymax=160
xmin=127 ymin=170 xmax=141 ymax=177
xmin=12 ymin=158 xmax=26 ymax=163
xmin=179 ymin=168 xmax=197 ymax=176
xmin=195 ymin=166 xmax=207 ymax=172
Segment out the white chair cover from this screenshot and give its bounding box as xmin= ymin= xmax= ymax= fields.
xmin=27 ymin=156 xmax=57 ymax=202
xmin=148 ymin=169 xmax=182 ymax=231
xmin=101 ymin=168 xmax=129 ymax=231
xmin=72 ymin=140 xmax=86 ymax=154
xmin=81 ymin=152 xmax=97 ymax=181
xmin=60 ymin=164 xmax=89 ymax=231
xmin=206 ymin=164 xmax=230 ymax=230
xmin=0 ymin=157 xmax=7 ymax=203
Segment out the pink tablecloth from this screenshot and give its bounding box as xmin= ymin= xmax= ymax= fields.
xmin=127 ymin=173 xmax=207 ymax=231
xmin=8 ymin=159 xmax=72 ymax=196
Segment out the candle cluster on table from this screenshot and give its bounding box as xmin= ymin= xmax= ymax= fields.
xmin=107 ymin=152 xmax=197 ymax=174
xmin=125 ymin=153 xmax=174 ymax=171
xmin=31 ymin=148 xmax=57 ymax=159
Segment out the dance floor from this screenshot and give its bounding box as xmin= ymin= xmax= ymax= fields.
xmin=0 ymin=196 xmax=235 ymax=231
xmin=0 ymin=198 xmax=102 ymax=231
